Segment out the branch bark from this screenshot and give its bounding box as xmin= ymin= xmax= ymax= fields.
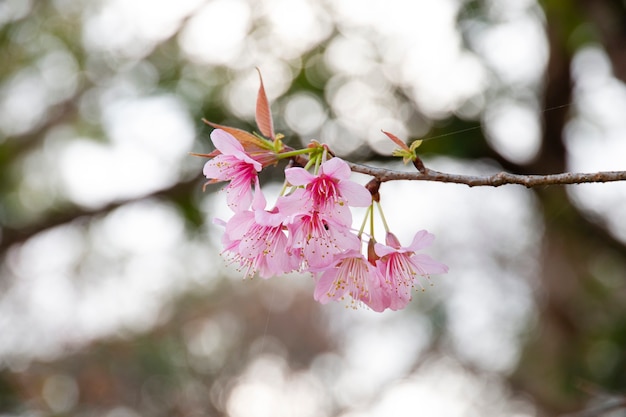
xmin=347 ymin=162 xmax=626 ymax=188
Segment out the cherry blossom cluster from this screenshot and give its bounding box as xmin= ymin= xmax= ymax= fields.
xmin=198 ymin=72 xmax=448 ymax=312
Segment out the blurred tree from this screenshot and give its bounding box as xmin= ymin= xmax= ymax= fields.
xmin=0 ymin=1 xmax=625 ymax=417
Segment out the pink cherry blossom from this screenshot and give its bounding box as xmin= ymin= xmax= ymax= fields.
xmin=219 ymin=188 xmax=298 ymax=278
xmin=284 ymin=157 xmax=371 ymax=224
xmin=375 ymin=230 xmax=449 ymax=310
xmin=203 ymin=129 xmax=262 ymax=212
xmin=313 ymin=248 xmax=386 ymax=310
xmin=287 ymin=210 xmax=360 ymax=269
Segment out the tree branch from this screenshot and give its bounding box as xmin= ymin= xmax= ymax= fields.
xmin=347 ymin=162 xmax=626 ymax=188
xmin=0 ymin=176 xmax=201 ymax=254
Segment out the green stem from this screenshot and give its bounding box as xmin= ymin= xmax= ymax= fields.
xmin=313 ymin=153 xmax=322 ymax=175
xmin=303 ymin=158 xmax=316 ymax=171
xmin=276 ymin=148 xmax=315 ymax=159
xmin=358 ymin=205 xmax=372 ymax=239
xmin=278 ymin=179 xmax=290 ymax=197
xmin=376 ymin=201 xmax=390 ymax=233
xmin=369 ymin=202 xmax=375 ymax=238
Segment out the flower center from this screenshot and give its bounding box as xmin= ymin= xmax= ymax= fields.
xmin=308 ymin=175 xmax=340 ymax=208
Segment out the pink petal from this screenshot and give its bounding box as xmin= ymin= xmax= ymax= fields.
xmin=226 ymin=182 xmax=253 ymax=212
xmin=211 ymin=130 xmax=262 ymax=171
xmin=255 ymin=209 xmax=283 ymax=227
xmin=268 ymin=239 xmax=299 ymax=275
xmin=321 ymin=202 xmax=352 ymax=227
xmin=387 ymin=293 xmax=411 ymax=311
xmin=408 ymin=230 xmax=435 ymax=251
xmin=213 ymin=217 xmax=227 ymax=227
xmin=410 ymin=254 xmax=449 ymax=275
xmin=331 ymin=227 xmax=362 ymax=252
xmin=338 ymin=181 xmax=372 ymax=207
xmin=224 ymin=211 xmax=254 ymax=241
xmin=384 ymin=232 xmax=402 ymax=249
xmin=284 ymin=167 xmax=315 ymax=186
xmin=251 ymin=179 xmax=266 ymax=211
xmin=374 ymin=242 xmax=396 ymax=258
xmin=314 ymin=270 xmax=343 ymax=303
xmin=303 ymin=242 xmax=334 ymax=269
xmin=202 ymin=156 xmax=231 ymax=180
xmin=275 ymin=189 xmax=310 ymax=218
xmin=320 ymin=158 xmax=351 ymax=180
xmin=211 ymin=129 xmax=245 ymax=155
xmin=359 ymin=271 xmax=388 ymax=312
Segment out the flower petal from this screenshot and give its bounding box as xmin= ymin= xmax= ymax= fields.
xmin=211 ymin=129 xmax=262 ymax=170
xmin=330 ymin=226 xmax=361 ymax=251
xmin=226 ymin=181 xmax=253 ymax=212
xmin=338 ymin=181 xmax=372 ymax=207
xmin=374 ymin=242 xmax=396 ymax=257
xmin=250 ymin=178 xmax=265 ymax=211
xmin=224 ymin=211 xmax=254 ymax=241
xmin=408 ymin=230 xmax=435 ymax=251
xmin=359 ymin=270 xmax=388 ymax=312
xmin=275 ymin=189 xmax=310 ymax=219
xmin=322 ymin=202 xmax=352 ymax=227
xmin=410 ymin=254 xmax=449 ymax=275
xmin=314 ymin=270 xmax=343 ymax=303
xmin=320 ymin=157 xmax=351 ymax=180
xmin=284 ymin=167 xmax=315 ymax=186
xmin=202 ymin=155 xmax=231 ymax=180
xmin=384 ymin=232 xmax=402 ymax=249
xmin=211 ymin=129 xmax=245 ymax=155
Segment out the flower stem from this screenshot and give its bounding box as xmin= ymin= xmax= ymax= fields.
xmin=313 ymin=153 xmax=322 ymax=175
xmin=278 ymin=179 xmax=290 ymax=197
xmin=303 ymin=158 xmax=316 ymax=171
xmin=369 ymin=202 xmax=375 ymax=238
xmin=276 ymin=148 xmax=315 ymax=159
xmin=376 ymin=201 xmax=390 ymax=232
xmin=358 ymin=204 xmax=372 ymax=239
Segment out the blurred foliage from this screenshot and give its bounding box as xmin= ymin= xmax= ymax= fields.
xmin=1 ymin=1 xmax=626 ymax=416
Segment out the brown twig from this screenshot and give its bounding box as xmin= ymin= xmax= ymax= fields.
xmin=0 ymin=176 xmax=201 ymax=253
xmin=346 ymin=162 xmax=626 ymax=188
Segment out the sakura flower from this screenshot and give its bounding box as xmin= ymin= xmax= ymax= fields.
xmin=284 ymin=157 xmax=371 ymax=224
xmin=219 ymin=188 xmax=298 ymax=278
xmin=203 ymin=129 xmax=262 ymax=212
xmin=375 ymin=230 xmax=449 ymax=310
xmin=287 ymin=210 xmax=360 ymax=269
xmin=313 ymin=248 xmax=386 ymax=311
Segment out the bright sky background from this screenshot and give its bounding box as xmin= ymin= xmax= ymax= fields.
xmin=2 ymin=0 xmax=626 ymax=415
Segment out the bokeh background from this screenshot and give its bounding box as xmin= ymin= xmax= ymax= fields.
xmin=1 ymin=0 xmax=626 ymax=416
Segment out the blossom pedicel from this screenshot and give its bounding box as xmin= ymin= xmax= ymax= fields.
xmin=198 ymin=71 xmax=448 ymax=312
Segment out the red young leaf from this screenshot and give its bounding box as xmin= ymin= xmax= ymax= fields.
xmin=202 ymin=119 xmax=268 ymax=152
xmin=190 ymin=150 xmax=221 ymax=158
xmin=255 ymin=68 xmax=275 ymax=139
xmin=382 ymin=130 xmax=410 ymax=151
